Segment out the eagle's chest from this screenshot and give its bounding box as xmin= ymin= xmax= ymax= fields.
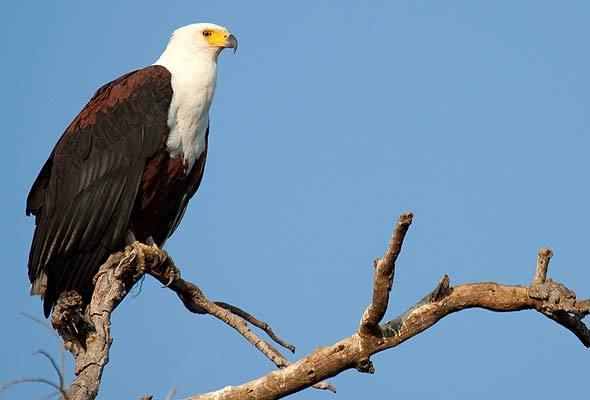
xmin=164 ymin=73 xmax=216 ymax=170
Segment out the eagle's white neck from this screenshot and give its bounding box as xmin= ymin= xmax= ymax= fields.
xmin=154 ymin=46 xmax=220 ymax=171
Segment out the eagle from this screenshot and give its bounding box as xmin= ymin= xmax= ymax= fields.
xmin=26 ymin=23 xmax=238 ymax=317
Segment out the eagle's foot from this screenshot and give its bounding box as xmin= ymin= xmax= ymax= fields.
xmin=123 ymin=239 xmax=173 ymax=285
xmin=124 ymin=240 xmax=169 ymax=274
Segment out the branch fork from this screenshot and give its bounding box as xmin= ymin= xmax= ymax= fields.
xmin=188 ymin=213 xmax=588 ymax=400
xmin=12 ymin=212 xmax=586 ymax=400
xmin=528 ymin=248 xmax=590 ymax=346
xmin=50 ymin=241 xmax=333 ymax=399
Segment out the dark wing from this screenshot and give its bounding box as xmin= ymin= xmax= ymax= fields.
xmin=27 ymin=65 xmax=173 ymax=316
xmin=153 ymin=126 xmax=209 ymax=245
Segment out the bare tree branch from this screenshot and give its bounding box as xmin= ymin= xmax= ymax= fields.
xmin=33 ymin=350 xmax=64 ymax=391
xmin=144 ymin=248 xmax=336 ymax=393
xmin=360 ymin=212 xmax=413 ymax=336
xmin=1 ymin=315 xmax=68 ymax=399
xmin=1 ymin=377 xmax=64 ymax=397
xmin=165 ymin=388 xmax=177 ymax=400
xmin=184 ymin=214 xmax=589 ymax=400
xmin=189 ymin=278 xmax=589 ymax=400
xmin=20 ymin=313 xmax=66 ymax=382
xmin=214 ymin=302 xmax=296 ymax=353
xmin=28 ymin=212 xmax=586 ymax=400
xmin=148 ymin=258 xmax=291 ymax=368
xmin=48 ymin=241 xmax=331 ymax=399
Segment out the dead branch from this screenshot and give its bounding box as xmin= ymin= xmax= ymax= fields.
xmin=143 ymin=246 xmax=336 ymax=393
xmin=360 ymin=212 xmax=413 ymax=336
xmin=1 ymin=315 xmax=67 ymax=399
xmin=185 ymin=214 xmax=589 ymax=400
xmin=50 ymin=241 xmax=321 ymax=399
xmin=214 ymin=302 xmax=295 ymax=353
xmin=1 ymin=377 xmax=64 ymax=398
xmin=52 ymin=246 xmax=149 ymax=400
xmin=188 ymin=280 xmax=589 ymax=400
xmin=35 ymin=212 xmax=587 ymax=400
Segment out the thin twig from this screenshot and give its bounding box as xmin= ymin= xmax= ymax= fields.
xmin=1 ymin=377 xmax=64 ymax=397
xmin=166 ymin=387 xmax=177 ymax=400
xmin=214 ymin=301 xmax=296 ymax=353
xmin=20 ymin=312 xmax=66 ymax=371
xmin=18 ymin=313 xmax=67 ymax=396
xmin=40 ymin=390 xmax=62 ymax=400
xmin=145 ymin=258 xmax=336 ymax=393
xmin=20 ymin=312 xmax=54 ymax=333
xmin=33 ymin=350 xmax=64 ymax=391
xmin=2 ymin=315 xmax=68 ymax=399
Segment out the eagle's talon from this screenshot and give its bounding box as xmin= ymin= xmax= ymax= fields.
xmin=128 ymin=241 xmax=147 ymax=273
xmin=161 ymin=265 xmax=181 ymax=288
xmin=162 ymin=277 xmax=174 ymax=288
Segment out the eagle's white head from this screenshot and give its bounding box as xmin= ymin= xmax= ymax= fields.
xmin=155 ymin=23 xmax=237 ymax=70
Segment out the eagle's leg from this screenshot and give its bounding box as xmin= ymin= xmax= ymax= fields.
xmin=125 ymin=230 xmax=137 ymax=245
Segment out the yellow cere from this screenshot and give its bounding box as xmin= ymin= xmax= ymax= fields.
xmin=203 ymin=29 xmax=230 ymax=47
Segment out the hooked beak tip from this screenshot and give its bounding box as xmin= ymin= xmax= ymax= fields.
xmin=226 ymin=33 xmax=238 ymax=54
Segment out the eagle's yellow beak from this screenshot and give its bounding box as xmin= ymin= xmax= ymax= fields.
xmin=205 ymin=30 xmax=238 ymax=54
xmin=224 ymin=34 xmax=238 ymax=54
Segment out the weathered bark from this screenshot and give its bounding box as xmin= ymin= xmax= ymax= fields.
xmin=188 ymin=277 xmax=589 ymax=399
xmin=38 ymin=213 xmax=588 ymax=400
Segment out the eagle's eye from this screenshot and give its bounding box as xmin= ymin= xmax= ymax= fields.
xmin=202 ymin=30 xmax=212 ymax=37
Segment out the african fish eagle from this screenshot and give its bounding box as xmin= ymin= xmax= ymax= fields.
xmin=26 ymin=23 xmax=238 ymax=317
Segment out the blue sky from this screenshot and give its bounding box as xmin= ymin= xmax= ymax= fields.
xmin=1 ymin=1 xmax=588 ymax=399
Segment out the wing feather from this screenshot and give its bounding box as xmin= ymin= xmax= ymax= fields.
xmin=27 ymin=65 xmax=173 ymax=316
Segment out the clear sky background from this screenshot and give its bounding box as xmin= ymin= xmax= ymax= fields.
xmin=1 ymin=1 xmax=588 ymax=399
